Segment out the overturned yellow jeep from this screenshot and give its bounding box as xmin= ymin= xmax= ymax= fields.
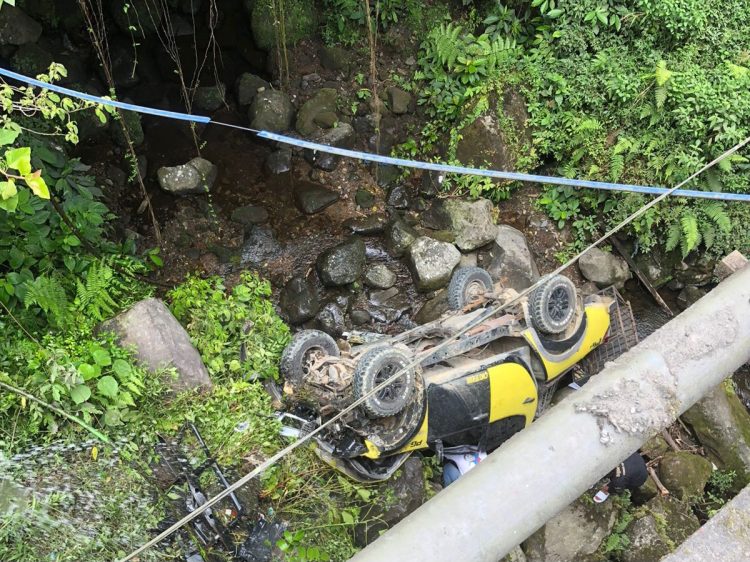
xmin=279 ymin=267 xmax=636 ymax=481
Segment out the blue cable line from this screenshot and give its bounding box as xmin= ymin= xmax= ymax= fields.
xmin=2 ymin=66 xmax=749 ymax=202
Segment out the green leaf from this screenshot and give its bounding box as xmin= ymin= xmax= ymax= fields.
xmin=0 ymin=193 xmax=18 ymax=212
xmin=112 ymin=359 xmax=132 ymax=379
xmin=546 ymin=8 xmax=563 ymax=18
xmin=0 ymin=127 xmax=20 ymax=146
xmin=103 ymin=408 xmax=121 ymax=426
xmin=5 ymin=147 xmax=32 ymax=175
xmin=24 ymin=174 xmax=50 ymax=199
xmin=79 ymin=363 xmax=101 ymax=380
xmin=97 ymin=375 xmax=119 ymax=398
xmin=92 ymin=348 xmax=112 ymax=366
xmin=0 ymin=180 xmax=17 ymax=200
xmin=341 ymin=511 xmax=355 ymax=525
xmin=70 ymin=384 xmax=92 ymax=405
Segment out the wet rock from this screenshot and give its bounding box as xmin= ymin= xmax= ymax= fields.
xmin=621 ymin=496 xmax=699 ymax=562
xmin=682 ymin=381 xmax=750 ymax=492
xmin=408 ymin=237 xmax=461 ymax=292
xmin=193 ymin=83 xmax=226 ymax=112
xmin=374 ymin=163 xmax=402 ymax=189
xmin=279 ymin=277 xmax=319 ymax=325
xmin=677 ymin=286 xmax=706 ymax=311
xmin=313 ymin=122 xmax=355 ymax=148
xmin=483 ymin=225 xmax=540 ymax=290
xmin=319 ymin=45 xmax=350 ymax=72
xmin=420 ymin=170 xmax=444 ymax=198
xmin=351 ymin=309 xmax=372 ymax=325
xmin=249 ymin=90 xmax=295 ymax=132
xmin=296 ymin=88 xmax=338 ymax=136
xmin=265 ymin=149 xmax=292 ymax=175
xmin=343 ymin=215 xmax=387 ymax=235
xmin=100 ymin=298 xmax=212 ymax=394
xmin=421 ymin=200 xmax=452 ymax=230
xmin=316 ymin=237 xmax=366 ymax=287
xmin=305 ymin=150 xmax=339 ymax=171
xmin=385 ymin=219 xmax=419 ymax=258
xmin=386 ymin=185 xmax=409 ymax=209
xmin=387 ymin=86 xmax=412 ymax=114
xmin=294 ymin=182 xmax=340 ymax=214
xmin=316 ymin=303 xmax=346 ymax=337
xmin=236 ymin=73 xmax=270 ymax=106
xmin=579 ymin=247 xmax=631 ymax=288
xmin=414 ymin=290 xmax=449 ymax=324
xmin=0 ymin=5 xmax=42 ymax=45
xmin=10 ymin=43 xmax=52 ymax=77
xmin=674 ymin=255 xmax=715 ymax=287
xmin=355 ymin=189 xmax=376 ymax=208
xmin=231 ymin=205 xmax=269 ymax=226
xmin=368 ymin=287 xmax=399 ymax=306
xmin=369 ymin=292 xmax=412 ymax=324
xmin=354 ymin=457 xmax=426 ymax=547
xmin=240 ymin=226 xmax=282 ymax=265
xmin=364 ymin=264 xmax=397 ymax=289
xmin=443 ymin=198 xmax=496 ymax=251
xmin=157 ymin=157 xmax=217 ymax=195
xmin=523 ymin=495 xmax=618 ymax=562
xmin=659 ymin=451 xmax=712 ymax=501
xmin=314 ymin=111 xmax=338 ymax=128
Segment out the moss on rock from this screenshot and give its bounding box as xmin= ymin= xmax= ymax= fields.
xmin=251 ymin=0 xmax=317 ymax=52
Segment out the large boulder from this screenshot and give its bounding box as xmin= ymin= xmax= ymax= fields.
xmin=658 ymin=451 xmax=712 ymax=500
xmin=316 ymin=237 xmax=366 ymax=287
xmin=387 ymin=86 xmax=412 ymax=115
xmin=578 ymin=247 xmax=631 ymax=288
xmin=682 ymin=380 xmax=750 ymax=492
xmin=408 ymin=237 xmax=461 ymax=292
xmin=10 ymin=43 xmax=53 ymax=77
xmin=296 ymin=88 xmax=338 ymax=137
xmin=0 ymin=5 xmax=42 ymax=45
xmin=483 ymin=225 xmax=540 ymax=290
xmin=385 ymin=219 xmax=419 ymax=258
xmin=236 ymin=73 xmax=271 ymax=106
xmin=443 ymin=198 xmax=496 ymax=251
xmin=157 ymin=157 xmax=217 ymax=195
xmin=249 ymin=90 xmax=295 ymax=132
xmin=100 ymin=298 xmax=212 ymax=393
xmin=621 ymin=496 xmax=699 ymax=562
xmin=353 ymin=457 xmax=425 ymax=547
xmin=279 ymin=276 xmax=319 ymax=324
xmin=523 ymin=495 xmax=618 ymax=562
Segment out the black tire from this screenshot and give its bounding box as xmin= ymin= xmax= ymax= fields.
xmin=354 ymin=347 xmax=418 ymax=419
xmin=447 ymin=267 xmax=494 ymax=310
xmin=280 ymin=330 xmax=339 ymax=385
xmin=530 ymin=275 xmax=577 ymax=335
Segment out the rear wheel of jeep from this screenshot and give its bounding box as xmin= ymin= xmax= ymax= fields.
xmin=354 ymin=347 xmax=419 ymax=419
xmin=447 ymin=267 xmax=494 ymax=310
xmin=280 ymin=330 xmax=339 ymax=385
xmin=529 ymin=275 xmax=577 ymax=335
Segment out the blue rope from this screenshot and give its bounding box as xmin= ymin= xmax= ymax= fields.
xmin=2 ymin=66 xmax=749 ymax=202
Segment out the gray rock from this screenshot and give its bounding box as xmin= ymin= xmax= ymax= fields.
xmin=484 ymin=225 xmax=540 ymax=290
xmin=443 ymin=198 xmax=496 ymax=251
xmin=675 ymin=255 xmax=716 ymax=287
xmin=236 ymin=73 xmax=270 ymax=106
xmin=500 ymin=546 xmax=527 ymax=562
xmin=0 ymin=5 xmax=42 ymax=45
xmin=385 ymin=219 xmax=419 ymax=258
xmin=231 ymin=205 xmax=269 ymax=226
xmin=279 ymin=276 xmax=319 ymax=324
xmin=343 ymin=215 xmax=387 ymax=235
xmin=316 ymin=237 xmax=366 ymax=286
xmin=658 ymin=451 xmax=712 ymax=501
xmin=369 ymin=291 xmax=412 ymax=324
xmin=314 ymin=110 xmax=338 ymax=128
xmin=100 ymin=298 xmax=211 ymax=394
xmin=578 ymin=247 xmax=631 ymax=288
xmin=622 ymin=496 xmax=699 ymax=562
xmin=420 ymin=170 xmax=443 ymax=198
xmin=523 ymin=495 xmax=617 ymax=562
xmin=305 ymin=150 xmax=339 ymax=171
xmin=354 ymin=457 xmax=426 ymax=547
xmin=421 ymin=200 xmax=452 ymax=230
xmin=365 ymin=264 xmax=397 ymax=290
xmin=319 ymin=45 xmax=350 ymax=72
xmin=368 ymin=287 xmax=399 ymax=307
xmin=296 ymin=88 xmax=338 ymax=137
xmin=386 ymin=185 xmax=409 ymax=209
xmin=157 ymin=157 xmax=217 ymax=195
xmin=240 ymin=226 xmax=282 ymax=265
xmin=714 ymin=250 xmax=748 ymax=281
xmin=355 ymin=189 xmax=376 ymax=208
xmin=313 ymin=122 xmax=355 ymax=149
xmin=351 ymin=310 xmax=372 ymax=325
xmin=249 ymin=90 xmax=295 ymax=132
xmin=193 ymin=83 xmax=226 ymax=111
xmin=459 ymin=253 xmax=478 ymax=268
xmin=265 ymin=149 xmax=292 ymax=175
xmin=414 ymin=290 xmax=449 ymax=324
xmin=408 ymin=237 xmax=461 ymax=292
xmin=316 ymin=303 xmax=346 ymax=337
xmin=387 ymin=86 xmax=412 ymax=114
xmin=374 ymin=163 xmax=402 ymax=188
xmin=294 ymin=182 xmax=340 ymax=214
xmin=682 ymin=381 xmax=750 ymax=492
xmin=677 ymin=286 xmax=706 ymax=311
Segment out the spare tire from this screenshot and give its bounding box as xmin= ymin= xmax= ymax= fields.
xmin=529 ymin=275 xmax=577 ymax=335
xmin=354 ymin=347 xmax=418 ymax=419
xmin=447 ymin=267 xmax=494 ymax=310
xmin=280 ymin=330 xmax=339 ymax=385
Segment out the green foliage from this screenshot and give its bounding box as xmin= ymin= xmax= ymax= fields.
xmin=322 ymin=0 xmax=420 ymax=46
xmin=168 ymin=272 xmax=290 ymax=381
xmin=252 ymin=0 xmax=318 ymax=51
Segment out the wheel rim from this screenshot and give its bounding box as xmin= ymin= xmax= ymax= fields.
xmin=373 ymin=362 xmax=406 ymax=404
xmin=547 ymin=286 xmax=571 ymax=323
xmin=464 ymin=279 xmax=486 ymax=303
xmin=302 ymin=348 xmax=325 ymax=377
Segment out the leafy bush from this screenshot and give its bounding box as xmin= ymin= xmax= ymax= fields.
xmin=322 ymin=0 xmax=420 ymax=45
xmin=168 ymin=272 xmax=290 ymax=381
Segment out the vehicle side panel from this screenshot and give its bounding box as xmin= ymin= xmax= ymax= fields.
xmin=487 ymin=362 xmax=538 ymax=426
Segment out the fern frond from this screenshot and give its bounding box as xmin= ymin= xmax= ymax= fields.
xmin=665 ymin=221 xmax=682 ymax=252
xmin=680 ymin=213 xmax=700 ymax=256
xmin=654 ymin=86 xmax=667 ymax=109
xmin=702 ymin=223 xmax=716 ymax=249
xmin=703 ymin=202 xmax=732 ymax=233
xmin=74 ymin=260 xmax=119 ymax=321
xmin=610 ymin=153 xmax=625 ymax=181
xmin=24 ymin=275 xmax=70 ymax=324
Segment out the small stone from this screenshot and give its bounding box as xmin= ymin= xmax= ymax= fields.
xmin=280 ymin=276 xmax=319 ymax=324
xmin=249 ymin=90 xmax=295 ymax=132
xmin=294 ymin=182 xmax=340 ymax=214
xmin=296 ymin=88 xmax=338 ymax=136
xmin=313 ymin=122 xmax=355 ymax=148
xmin=414 ymin=290 xmax=450 ymax=324
xmin=343 ymin=215 xmax=387 ymax=235
xmin=387 ymin=185 xmax=409 ymax=209
xmin=316 ymin=237 xmax=366 ymax=287
xmin=355 ymin=189 xmax=376 ymax=208
xmin=236 ymin=73 xmax=270 ymax=106
xmin=351 ymin=310 xmax=372 ymax=325
xmin=304 ymin=150 xmax=339 ymax=171
xmin=387 ymin=86 xmax=412 ymax=114
xmin=265 ymin=149 xmax=292 ymax=175
xmin=316 ymin=303 xmax=346 ymax=337
xmin=374 ymin=163 xmax=402 ymax=189
xmin=369 ymin=287 xmax=399 ymax=306
xmin=157 ymin=157 xmax=217 ymax=195
xmin=408 ymin=237 xmax=461 ymax=292
xmin=579 ymin=247 xmax=631 ymax=288
xmin=364 ymin=264 xmax=397 ymax=289
xmin=240 ymin=226 xmax=282 ymax=265
xmin=319 ymin=45 xmax=350 ymax=72
xmin=677 ymin=286 xmax=706 ymax=311
xmin=231 ymin=205 xmax=269 ymax=226
xmin=193 ymin=83 xmax=226 ymax=111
